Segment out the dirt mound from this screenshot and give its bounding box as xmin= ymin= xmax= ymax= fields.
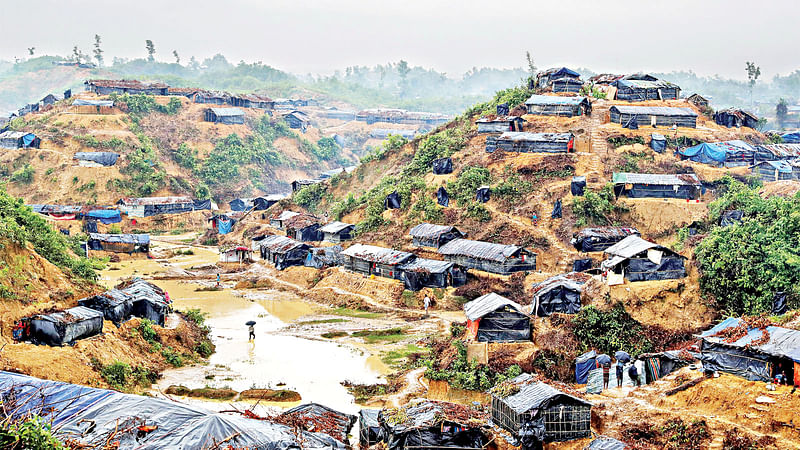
xmin=760 ymin=180 xmax=800 ymax=198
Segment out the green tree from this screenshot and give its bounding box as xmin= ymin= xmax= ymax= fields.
xmin=93 ymin=34 xmax=103 ymax=66
xmin=776 ymin=98 xmax=788 ymax=128
xmin=397 ymin=59 xmax=410 ymax=96
xmin=27 ymin=47 xmax=35 ymax=56
xmin=172 ymin=50 xmax=180 ymax=64
xmin=145 ymin=40 xmax=156 ymax=62
xmin=745 ymin=61 xmax=761 ymax=108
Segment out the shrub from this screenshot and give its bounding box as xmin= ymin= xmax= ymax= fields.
xmin=10 ymin=164 xmax=34 ymax=184
xmin=138 ymin=319 xmax=159 ymax=344
xmin=314 ymin=136 xmax=339 ymax=160
xmin=607 ymin=135 xmax=645 ymax=148
xmin=571 ymin=304 xmax=653 ymax=357
xmin=571 ymin=183 xmax=624 ymax=226
xmin=195 ymin=340 xmax=214 ymax=358
xmin=0 ymin=415 xmax=64 ymax=450
xmin=173 ymin=143 xmax=198 ymax=170
xmin=404 ymin=124 xmax=467 ymax=176
xmin=446 ymin=167 xmax=492 ymax=206
xmin=100 ymin=360 xmax=133 ymax=390
xmin=294 ymin=182 xmax=329 ymax=212
xmin=424 ymin=340 xmax=523 ymax=391
xmin=182 ymin=308 xmax=207 ymax=326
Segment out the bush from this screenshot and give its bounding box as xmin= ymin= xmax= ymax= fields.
xmin=446 ymin=167 xmax=491 ymax=206
xmin=182 ymin=308 xmax=207 ymax=327
xmin=173 ymin=143 xmax=198 ymax=170
xmin=572 ymin=183 xmax=624 ymax=226
xmin=0 ymin=415 xmax=64 ymax=450
xmin=424 ymin=340 xmax=522 ymax=391
xmin=404 ymin=124 xmax=467 ymax=176
xmin=607 ymin=135 xmax=645 ymax=148
xmin=572 ymin=304 xmax=653 ymax=357
xmin=138 ymin=319 xmax=159 ymax=344
xmin=314 ymin=136 xmax=339 ymax=160
xmin=294 ymin=182 xmax=329 ymax=212
xmin=10 ymin=164 xmax=34 ymax=184
xmin=195 ymin=340 xmax=214 ymax=358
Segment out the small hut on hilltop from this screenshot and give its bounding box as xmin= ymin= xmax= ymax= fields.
xmin=525 ymin=95 xmax=591 ymax=117
xmin=340 ymin=244 xmax=414 ymax=279
xmin=409 ymin=223 xmax=464 ymax=248
xmin=536 ymin=67 xmax=583 ymax=93
xmin=601 ymin=235 xmax=687 ymax=284
xmin=438 ymin=239 xmax=536 ymax=274
xmin=464 ymin=293 xmax=531 ymax=343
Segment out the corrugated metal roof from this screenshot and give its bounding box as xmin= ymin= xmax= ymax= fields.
xmin=496 ymin=374 xmax=592 ymax=414
xmin=258 ymin=235 xmax=307 ymax=253
xmin=612 ymin=172 xmax=700 ymax=186
xmin=341 ymin=244 xmax=413 ymax=265
xmin=463 ymin=293 xmax=524 ymax=321
xmin=496 ymin=132 xmax=573 ymax=143
xmin=209 ymin=107 xmax=244 ymax=117
xmin=397 ymin=258 xmax=453 ymax=274
xmin=273 ymin=211 xmax=300 ymax=221
xmin=438 ymin=239 xmax=524 ymax=263
xmin=609 ymin=105 xmax=697 ymax=117
xmin=319 ymin=221 xmax=355 ymax=234
xmin=531 ymin=272 xmax=590 ymax=297
xmin=603 ymin=235 xmax=668 ymax=259
xmin=757 ymin=144 xmax=800 ymax=158
xmin=700 ymin=317 xmax=800 ymax=363
xmin=408 ymin=223 xmax=462 ymax=240
xmin=525 ymin=95 xmax=588 ymax=106
xmin=118 ymin=196 xmax=193 ymax=206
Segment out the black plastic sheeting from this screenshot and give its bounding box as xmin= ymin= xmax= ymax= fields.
xmin=432 ymin=157 xmax=453 ymax=175
xmin=551 ymin=199 xmax=562 ymax=219
xmin=281 ymin=403 xmax=356 ymax=444
xmin=700 ymin=341 xmax=771 ymax=381
xmin=77 ymin=290 xmax=132 ymax=325
xmin=385 ymin=191 xmax=401 ymax=209
xmin=193 ymin=199 xmax=212 ymax=211
xmin=74 ymin=152 xmax=119 ymax=166
xmin=229 ymin=198 xmax=248 ymax=211
xmin=476 ymin=310 xmax=531 ymax=343
xmin=84 ymin=220 xmax=98 ymax=233
xmin=536 ymin=285 xmax=581 ymax=317
xmin=292 ymin=224 xmax=323 ymax=242
xmin=360 ymin=409 xmax=386 ymax=447
xmin=623 ymin=117 xmax=639 ymax=129
xmin=623 ymin=256 xmax=686 ymax=281
xmin=497 ymin=103 xmax=510 ymax=115
xmin=617 ymin=184 xmax=696 ymax=200
xmin=476 ymin=187 xmax=491 ymax=203
xmin=437 ymin=187 xmax=450 ymax=207
xmin=304 ymin=245 xmax=342 ymax=269
xmin=575 ymin=351 xmax=597 ymax=384
xmin=573 ymin=258 xmax=593 ymax=272
xmin=571 ymin=176 xmax=586 ymax=196
xmin=773 ymin=292 xmax=788 ymax=316
xmin=720 ymin=210 xmax=743 ymax=227
xmin=29 ymin=307 xmax=104 ymax=346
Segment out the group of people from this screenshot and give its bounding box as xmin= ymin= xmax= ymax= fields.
xmin=598 ymin=357 xmax=641 ymax=390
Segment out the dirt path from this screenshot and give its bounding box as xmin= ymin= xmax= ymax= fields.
xmin=388 ymin=367 xmax=428 ymax=407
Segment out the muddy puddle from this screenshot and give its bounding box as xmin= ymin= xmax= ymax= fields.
xmin=99 ymin=241 xmax=387 ymax=414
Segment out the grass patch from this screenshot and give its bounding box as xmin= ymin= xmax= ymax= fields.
xmin=352 ymin=327 xmax=407 ymax=344
xmin=382 ymin=344 xmax=429 ymax=369
xmin=321 ymin=331 xmax=348 ymax=339
xmin=330 ymin=307 xmax=382 ymax=319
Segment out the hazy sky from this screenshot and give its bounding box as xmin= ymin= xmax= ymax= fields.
xmin=1 ymin=0 xmax=796 ymax=80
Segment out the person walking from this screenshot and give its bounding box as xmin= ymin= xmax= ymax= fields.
xmin=423 ymin=295 xmax=431 ymax=316
xmin=616 ymin=360 xmax=625 ymax=388
xmin=629 ymin=364 xmax=640 ymax=387
xmin=601 ymin=361 xmax=611 ymax=390
xmin=248 ymin=323 xmax=255 ymax=341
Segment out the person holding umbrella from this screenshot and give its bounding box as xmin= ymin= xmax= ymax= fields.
xmin=615 ymin=351 xmax=631 ymax=388
xmin=246 ymin=320 xmax=256 ymax=341
xmin=596 ymin=353 xmax=612 ymax=390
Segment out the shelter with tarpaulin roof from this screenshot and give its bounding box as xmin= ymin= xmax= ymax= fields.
xmin=491 ymin=373 xmax=593 ymax=448
xmin=610 ymin=74 xmax=681 ymax=101
xmin=116 ymin=196 xmax=195 ymax=217
xmin=204 ymin=107 xmax=245 ymax=124
xmin=398 ymin=258 xmax=465 ymax=291
xmin=279 ymin=403 xmax=356 ymax=444
xmin=601 ymin=235 xmax=686 ymax=284
xmin=714 ymin=108 xmax=759 ymax=128
xmin=755 ymin=143 xmax=800 ymax=161
xmin=74 ymin=151 xmax=119 ymax=167
xmin=208 ymin=214 xmax=235 ymax=235
xmin=612 ymin=172 xmax=701 ymax=199
xmin=85 ymin=79 xmax=169 ymax=95
xmin=283 ymin=110 xmax=310 ymax=131
xmin=230 ymin=93 xmax=275 ymax=110
xmin=77 ymin=289 xmax=133 ymax=325
xmin=610 ymin=105 xmax=697 ymax=128
xmin=687 ymin=93 xmax=710 ymax=109
xmin=571 ymin=226 xmax=640 ymax=252
xmin=699 ymin=317 xmax=800 ymax=386
xmin=270 ymin=210 xmax=300 ymax=229
xmin=219 ymin=245 xmax=253 ymax=263
xmin=409 ymin=223 xmax=465 ymax=248
xmin=229 ymin=194 xmax=284 ymax=212
xmin=750 ymin=160 xmax=794 ymax=182
xmin=320 ymin=221 xmax=356 ymax=243
xmin=531 ymin=272 xmax=591 ymax=317
xmin=486 ymin=132 xmax=574 ymax=153
xmin=71 ymin=98 xmax=115 ymax=114
xmin=340 ymin=244 xmax=414 ymax=279
xmin=636 ymin=351 xmax=694 ymax=384
xmin=476 ymin=115 xmax=525 ymax=133
xmin=257 ymin=235 xmax=310 ymax=270
xmin=17 ymin=306 xmax=104 ymax=346
xmin=536 ymin=67 xmax=583 ymax=92
xmin=291 ymin=178 xmax=323 ymax=192
xmin=0 ymin=371 xmax=347 ymax=449
xmin=359 ymin=409 xmax=387 ymax=448
xmin=0 ymin=131 xmax=39 ymax=149
xmin=304 ymin=245 xmax=342 ymax=269
xmin=464 ymin=293 xmax=530 ymax=342
xmin=116 ymin=278 xmax=171 ymax=326
xmin=438 ymin=239 xmax=536 ymax=275
xmin=678 ymin=140 xmax=756 ymax=167
xmin=88 ymin=233 xmax=150 ymax=254
xmin=525 ymin=95 xmax=591 ymax=117
xmin=284 ymin=213 xmax=323 ymax=241
xmin=378 ymin=400 xmax=490 ymax=450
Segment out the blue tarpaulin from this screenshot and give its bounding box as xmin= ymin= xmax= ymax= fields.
xmin=575 ymin=350 xmax=597 ymax=384
xmin=679 ymin=143 xmax=727 ymax=164
xmin=74 ymin=152 xmax=119 ymax=166
xmin=650 ymin=133 xmax=666 ymax=153
xmin=84 ymin=209 xmax=121 ymax=224
xmin=217 ymin=218 xmax=233 ymax=235
xmin=781 ymin=132 xmax=800 ymax=144
xmin=21 ymin=133 xmax=36 ymax=147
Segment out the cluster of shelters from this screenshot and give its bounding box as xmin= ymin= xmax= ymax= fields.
xmin=117 ymin=196 xmax=211 ymax=217
xmin=14 ymin=279 xmax=170 ymax=346
xmin=356 ymin=108 xmax=450 ymax=125
xmin=612 ymin=172 xmax=701 ymax=200
xmin=535 ymin=67 xmax=584 ymax=93
xmin=678 ymin=140 xmax=757 ymax=167
xmin=29 ymin=205 xmax=121 ymax=224
xmin=85 ymin=79 xmax=169 ymax=95
xmin=1 ymin=91 xmax=71 ymax=126
xmin=525 ymin=95 xmax=591 ymax=117
xmin=485 ymin=132 xmax=574 ymax=153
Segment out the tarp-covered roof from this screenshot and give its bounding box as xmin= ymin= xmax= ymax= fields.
xmin=273 ymin=210 xmax=300 ymax=221
xmin=609 ymin=105 xmax=697 ymax=117
xmin=118 ymin=196 xmax=193 ymax=205
xmin=209 ymin=107 xmax=244 ymax=117
xmin=757 ymin=143 xmax=800 ymax=158
xmin=258 ymin=235 xmax=307 ymax=253
xmin=612 ymin=172 xmax=700 ymax=186
xmin=380 ymin=400 xmax=488 ymax=432
xmin=700 ymin=317 xmax=800 ymax=363
xmin=88 ymin=233 xmax=150 ymax=245
xmin=540 ymin=67 xmax=581 ymax=78
xmin=603 ymin=235 xmax=669 ymax=259
xmin=464 ymin=293 xmax=524 ymax=321
xmin=531 ymin=272 xmax=590 ymax=297
xmin=752 ymin=160 xmax=794 ymax=173
xmin=438 ymin=239 xmax=525 ymax=263
xmin=319 ymin=221 xmax=355 ymax=234
xmin=74 ymin=152 xmax=119 ymax=166
xmin=525 ymin=95 xmax=588 ymax=106
xmin=341 ymin=244 xmax=413 ymax=265
xmin=35 ymin=306 xmax=103 ymax=323
xmin=496 ymin=132 xmax=573 ymax=143
xmin=494 ymin=374 xmax=591 ymax=414
xmin=614 ymin=79 xmax=678 ymax=89
xmin=408 ymin=223 xmax=462 ymax=239
xmin=73 ymin=99 xmax=114 ymax=107
xmin=573 ymin=226 xmax=639 ymax=242
xmin=398 ymin=257 xmax=453 ymax=274
xmin=679 ymin=141 xmax=756 ymax=163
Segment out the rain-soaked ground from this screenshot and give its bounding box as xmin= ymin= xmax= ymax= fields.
xmin=99 ymin=238 xmax=387 ymax=415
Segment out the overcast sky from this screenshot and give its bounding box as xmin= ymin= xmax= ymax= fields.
xmin=1 ymin=0 xmax=795 ymax=80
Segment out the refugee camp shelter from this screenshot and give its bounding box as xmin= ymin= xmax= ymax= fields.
xmin=491 ymin=373 xmax=593 ymax=447
xmin=464 ymin=293 xmax=530 ymax=342
xmin=220 ymin=246 xmax=253 ymax=263
xmin=571 ymin=226 xmax=640 ymax=252
xmin=258 ymin=235 xmax=310 ymax=270
xmin=77 ymin=289 xmax=133 ymax=325
xmin=0 ymin=131 xmax=39 ymax=149
xmin=74 ymin=151 xmax=119 ymax=167
xmin=230 ymin=93 xmax=274 ymax=110
xmin=283 ymin=110 xmax=310 ymax=131
xmin=409 ymin=223 xmax=465 ymax=248
xmin=750 ymin=160 xmax=794 ymax=182
xmin=714 ymin=108 xmax=759 ymax=128
xmin=85 ymin=79 xmax=169 ymax=95
xmin=279 ymin=403 xmax=356 ymax=444
xmin=781 ymin=132 xmax=800 ymax=144
xmin=611 ymin=76 xmax=681 ymax=101
xmin=438 ymin=239 xmax=536 ymax=274
xmin=71 ymin=99 xmax=115 ymax=114
xmin=755 ymin=143 xmax=800 ymax=161
xmin=476 ymin=116 xmax=525 ymax=133
xmin=536 ymin=67 xmax=583 ymax=92
xmin=531 ymin=272 xmax=591 ymax=317
xmin=398 ymin=258 xmax=465 ymax=291
xmin=575 ymin=351 xmax=597 ymax=384
xmin=612 ymin=172 xmax=701 ymax=199
xmin=291 ymin=178 xmax=323 ymax=192
xmin=284 ymin=214 xmax=323 ymax=241
xmin=525 ymin=95 xmax=591 ymax=117
xmin=320 ymin=221 xmax=356 ymax=243
xmin=0 ymin=372 xmax=347 ymax=449
xmin=118 ymin=278 xmax=171 ymax=326
xmin=609 ymin=105 xmax=698 ymax=128
xmin=229 ymin=195 xmax=284 ymax=212
xmin=601 ymin=235 xmax=687 ymax=283
xmin=204 ymin=107 xmax=245 ymax=124
xmin=40 ymin=94 xmax=58 ymax=106
xmin=87 ymin=233 xmax=150 ymax=254
xmin=340 ymin=244 xmax=414 ymax=279
xmin=687 ymin=93 xmax=710 ymax=109
xmin=637 ymin=351 xmax=693 ymax=384
xmin=209 ymin=214 xmax=235 ymax=235
xmin=359 ymin=409 xmax=386 ymax=448
xmin=117 ymin=196 xmax=196 ymax=217
xmin=270 ymin=210 xmax=300 ymax=229
xmin=699 ymin=317 xmax=800 ymax=385
xmin=678 ymin=140 xmax=756 ymax=167
xmin=485 ymin=132 xmax=574 ymax=153
xmin=29 ymin=204 xmax=83 ymax=221
xmin=26 ymin=306 xmax=104 ymax=346
xmin=378 ymin=400 xmax=490 ymax=450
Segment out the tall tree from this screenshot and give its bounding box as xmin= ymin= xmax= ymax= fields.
xmin=145 ymin=40 xmax=156 ymax=62
xmin=93 ymin=34 xmax=104 ymax=66
xmin=72 ymin=46 xmax=82 ymax=63
xmin=526 ymin=51 xmax=537 ymax=89
xmin=27 ymin=47 xmax=35 ymax=56
xmin=776 ymin=98 xmax=788 ymax=128
xmin=397 ymin=60 xmax=410 ymax=96
xmin=172 ymin=50 xmax=180 ymax=64
xmin=188 ymin=56 xmax=199 ymax=70
xmin=745 ymin=61 xmax=761 ymax=108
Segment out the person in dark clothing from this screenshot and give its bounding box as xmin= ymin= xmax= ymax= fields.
xmin=601 ymin=362 xmax=611 ymax=389
xmin=248 ymin=324 xmax=255 ymax=341
xmin=616 ymin=362 xmax=624 ymax=388
xmin=629 ymin=364 xmax=640 ymax=387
